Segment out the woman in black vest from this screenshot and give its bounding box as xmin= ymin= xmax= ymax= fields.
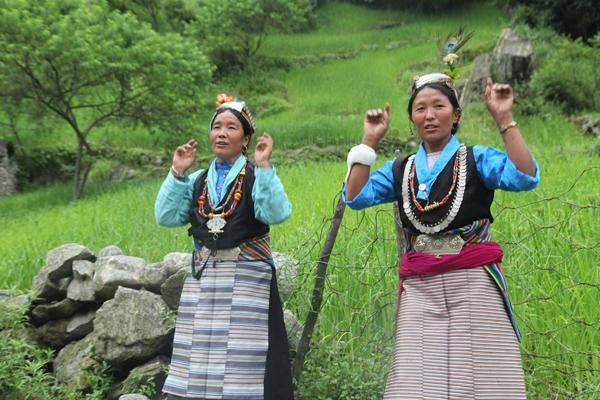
xmin=155 ymin=94 xmax=293 ymax=400
xmin=344 ymin=75 xmax=539 ymax=399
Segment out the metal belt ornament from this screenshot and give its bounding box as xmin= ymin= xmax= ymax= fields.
xmin=413 ymin=233 xmax=464 ymax=255
xmin=402 ymin=145 xmax=467 ymax=234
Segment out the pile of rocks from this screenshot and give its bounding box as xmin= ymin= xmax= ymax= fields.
xmin=12 ymin=243 xmax=301 ymax=400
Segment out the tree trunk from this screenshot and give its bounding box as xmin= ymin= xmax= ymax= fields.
xmin=73 ymin=136 xmax=93 ymax=200
xmin=292 ymin=194 xmax=346 ymax=385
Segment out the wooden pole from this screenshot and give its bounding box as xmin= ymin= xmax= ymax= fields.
xmin=292 ymin=194 xmax=346 ymax=384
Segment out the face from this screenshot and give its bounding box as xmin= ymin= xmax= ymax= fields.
xmin=210 ymin=111 xmax=250 ymax=162
xmin=410 ymin=87 xmax=459 ymax=150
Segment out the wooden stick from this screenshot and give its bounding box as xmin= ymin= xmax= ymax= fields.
xmin=292 ymin=193 xmax=346 ymax=384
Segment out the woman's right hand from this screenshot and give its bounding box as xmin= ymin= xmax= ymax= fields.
xmin=172 ymin=139 xmax=197 ymax=175
xmin=362 ymin=103 xmax=390 ymax=149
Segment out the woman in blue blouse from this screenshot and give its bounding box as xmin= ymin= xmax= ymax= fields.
xmin=155 ymin=94 xmax=293 ymax=400
xmin=344 ymin=76 xmax=539 ymax=399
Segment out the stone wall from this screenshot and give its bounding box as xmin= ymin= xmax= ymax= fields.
xmin=5 ymin=243 xmax=301 ymax=400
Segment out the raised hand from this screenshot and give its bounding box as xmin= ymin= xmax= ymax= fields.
xmin=172 ymin=139 xmax=197 ymax=175
xmin=484 ymin=77 xmax=514 ymax=127
xmin=362 ymin=103 xmax=391 ymax=149
xmin=254 ymin=133 xmax=273 ymax=168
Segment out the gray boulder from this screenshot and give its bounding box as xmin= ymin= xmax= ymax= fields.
xmin=66 ymin=309 xmax=96 ymax=338
xmin=0 ymin=291 xmax=30 ymax=308
xmin=53 ymin=334 xmax=101 ymax=390
xmin=93 ymin=256 xmax=145 ymax=300
xmin=30 ymin=298 xmax=83 ymax=325
xmin=31 ymin=265 xmax=61 ymax=302
xmin=461 ymin=53 xmax=492 ymax=104
xmin=283 ymin=309 xmax=303 ymax=355
xmin=160 ymin=268 xmax=188 ymax=310
xmin=99 ymin=245 xmax=124 ymax=258
xmin=57 ymin=277 xmax=72 ymax=295
xmin=31 ymin=318 xmax=70 ymax=349
xmin=273 ymin=252 xmax=299 ymax=302
xmin=141 ymin=262 xmax=168 ymax=293
xmin=108 ymin=356 xmax=169 ymax=400
xmin=67 ymin=260 xmax=96 ymax=302
xmin=119 ymin=395 xmax=150 ymax=400
xmin=45 ymin=243 xmax=94 ymax=282
xmin=162 ymin=252 xmax=191 ymax=277
xmin=31 ymin=243 xmax=94 ymax=301
xmin=93 ymin=287 xmax=174 ymax=368
xmin=573 ymin=116 xmax=600 ymax=137
xmin=490 ymin=28 xmax=534 ymax=84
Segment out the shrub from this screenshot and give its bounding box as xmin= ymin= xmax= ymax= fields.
xmin=529 ymin=35 xmax=599 ymax=114
xmin=296 ymin=342 xmax=391 ymax=399
xmin=506 ymin=0 xmax=599 ymax=41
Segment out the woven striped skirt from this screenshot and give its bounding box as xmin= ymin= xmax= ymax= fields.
xmin=162 ymin=238 xmax=293 ymax=400
xmin=384 ymin=267 xmax=527 ymax=400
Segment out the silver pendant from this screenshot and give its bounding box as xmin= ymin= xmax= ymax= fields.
xmin=206 ymin=215 xmax=226 ymax=234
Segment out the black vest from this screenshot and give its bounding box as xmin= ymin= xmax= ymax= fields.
xmin=392 ymin=146 xmax=494 ymax=234
xmin=188 ymin=162 xmax=269 ymax=249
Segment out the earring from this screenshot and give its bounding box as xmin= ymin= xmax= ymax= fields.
xmin=242 ymin=144 xmax=248 ymax=153
xmin=408 ymin=122 xmax=415 ymax=136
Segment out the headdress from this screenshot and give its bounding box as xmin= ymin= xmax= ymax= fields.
xmin=410 ymin=27 xmax=473 ymax=98
xmin=210 ymin=93 xmax=256 ymax=136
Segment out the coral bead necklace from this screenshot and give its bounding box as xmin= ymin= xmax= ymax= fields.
xmin=409 ymin=149 xmax=460 ymax=213
xmin=197 ymin=165 xmax=246 ymax=234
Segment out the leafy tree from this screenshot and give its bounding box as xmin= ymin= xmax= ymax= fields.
xmin=187 ymin=0 xmax=313 ymax=75
xmin=107 ymin=0 xmax=195 ymax=33
xmin=0 ymin=0 xmax=212 ymax=199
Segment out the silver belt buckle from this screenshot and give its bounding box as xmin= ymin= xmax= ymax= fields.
xmin=200 ymin=246 xmax=241 ymax=261
xmin=413 ymin=234 xmax=464 ymax=256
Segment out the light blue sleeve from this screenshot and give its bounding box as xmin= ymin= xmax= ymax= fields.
xmin=342 ymin=159 xmax=398 ymax=210
xmin=252 ymin=166 xmax=292 ymax=225
xmin=473 ymin=145 xmax=540 ymax=191
xmin=154 ymin=169 xmax=204 ymax=227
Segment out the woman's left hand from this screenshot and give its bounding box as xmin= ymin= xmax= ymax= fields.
xmin=254 ymin=133 xmax=273 ymax=168
xmin=484 ymin=77 xmax=514 ymax=127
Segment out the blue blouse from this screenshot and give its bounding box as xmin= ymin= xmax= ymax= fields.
xmin=155 ymin=155 xmax=292 ymax=227
xmin=343 ymin=136 xmax=540 ymax=210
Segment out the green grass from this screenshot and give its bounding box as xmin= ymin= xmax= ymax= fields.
xmin=1 ymin=1 xmax=599 ymax=398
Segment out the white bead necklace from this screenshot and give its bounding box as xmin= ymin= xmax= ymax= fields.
xmin=402 ymin=145 xmax=467 ymax=234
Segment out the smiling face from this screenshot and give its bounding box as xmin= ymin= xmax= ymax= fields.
xmin=210 ymin=111 xmax=250 ymax=162
xmin=410 ymin=87 xmax=460 ymax=152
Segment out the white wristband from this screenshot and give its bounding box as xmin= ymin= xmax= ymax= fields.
xmin=345 ymin=143 xmax=377 ymax=182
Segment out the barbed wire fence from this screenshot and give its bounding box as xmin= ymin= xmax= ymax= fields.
xmin=286 ymin=166 xmax=599 ymax=399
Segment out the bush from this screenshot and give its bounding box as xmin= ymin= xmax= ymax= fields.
xmin=529 ymin=35 xmax=599 ymax=114
xmin=296 ymin=342 xmax=391 ymax=399
xmin=0 ymin=300 xmax=115 ymax=400
xmin=506 ymin=0 xmax=599 ymax=41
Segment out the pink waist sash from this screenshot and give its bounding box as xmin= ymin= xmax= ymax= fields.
xmin=400 ymin=241 xmax=503 ymax=277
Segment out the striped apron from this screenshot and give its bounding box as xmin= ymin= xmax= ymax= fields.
xmin=384 ymin=219 xmax=527 ymax=399
xmin=163 ymin=236 xmax=292 ymax=400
